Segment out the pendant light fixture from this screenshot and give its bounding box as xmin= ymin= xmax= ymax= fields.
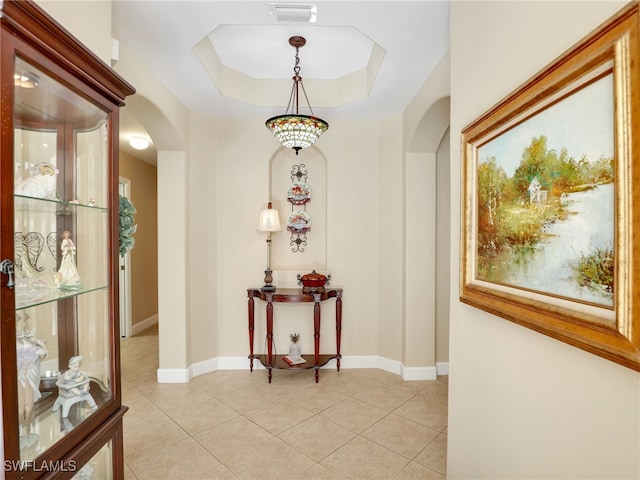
xmin=265 ymin=36 xmax=329 ymax=155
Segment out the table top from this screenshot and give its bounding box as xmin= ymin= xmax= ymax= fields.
xmin=247 ymin=287 xmax=342 ymax=303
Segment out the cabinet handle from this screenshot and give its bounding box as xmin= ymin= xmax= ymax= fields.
xmin=0 ymin=259 xmax=15 ymax=289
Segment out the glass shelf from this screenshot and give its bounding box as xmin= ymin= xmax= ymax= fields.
xmin=15 ymin=194 xmax=108 ymax=214
xmin=15 ymin=281 xmax=109 ymax=311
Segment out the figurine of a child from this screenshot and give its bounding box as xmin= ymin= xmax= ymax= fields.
xmin=53 ymin=355 xmax=96 ymax=418
xmin=59 ymin=356 xmax=91 ymax=395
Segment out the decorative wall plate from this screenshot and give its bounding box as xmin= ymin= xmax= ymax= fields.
xmin=287 ymin=210 xmax=311 ymax=233
xmin=287 ymin=182 xmax=311 ymax=205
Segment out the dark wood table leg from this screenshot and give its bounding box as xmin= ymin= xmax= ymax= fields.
xmin=248 ymin=296 xmax=255 ymax=371
xmin=336 ymin=294 xmax=342 ymax=372
xmin=266 ymin=299 xmax=274 ymax=383
xmin=314 ymin=296 xmax=321 ymax=383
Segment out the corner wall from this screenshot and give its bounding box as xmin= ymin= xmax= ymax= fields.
xmin=119 ymin=151 xmax=158 ymax=330
xmin=403 ymin=53 xmax=451 ymax=376
xmin=113 ymin=45 xmax=189 ymax=380
xmin=448 ymin=2 xmax=640 ymax=478
xmin=435 ymin=128 xmax=450 ymax=365
xmin=188 ymin=112 xmax=218 ymax=368
xmin=36 ymin=0 xmax=112 ymax=63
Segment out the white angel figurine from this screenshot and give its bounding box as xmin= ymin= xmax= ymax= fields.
xmin=56 ymin=230 xmax=80 ymax=288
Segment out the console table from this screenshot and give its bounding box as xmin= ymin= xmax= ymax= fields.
xmin=247 ymin=288 xmax=343 ymax=383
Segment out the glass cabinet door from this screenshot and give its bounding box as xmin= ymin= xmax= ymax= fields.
xmin=13 ymin=56 xmax=113 ymax=461
xmin=72 ymin=439 xmax=114 ymax=480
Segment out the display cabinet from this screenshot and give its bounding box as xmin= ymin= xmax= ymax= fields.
xmin=0 ymin=1 xmax=135 ymax=478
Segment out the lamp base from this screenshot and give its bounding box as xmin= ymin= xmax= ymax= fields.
xmin=261 ymin=268 xmax=276 ymax=292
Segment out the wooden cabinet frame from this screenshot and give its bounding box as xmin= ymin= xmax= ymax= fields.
xmin=0 ymin=1 xmax=134 ymax=478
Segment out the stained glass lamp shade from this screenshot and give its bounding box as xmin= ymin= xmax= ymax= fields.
xmin=265 ymin=36 xmax=329 ymax=155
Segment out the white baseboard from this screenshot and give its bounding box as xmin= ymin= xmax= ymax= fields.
xmin=157 ymin=368 xmax=189 ymax=383
xmin=156 ymin=355 xmax=448 ymax=383
xmin=192 ymin=357 xmax=222 ymax=376
xmin=436 ymin=361 xmax=449 ymax=375
xmin=338 ymin=356 xmax=442 ymax=380
xmin=402 ymin=365 xmax=437 ymax=381
xmin=130 ymin=314 xmax=158 ymax=337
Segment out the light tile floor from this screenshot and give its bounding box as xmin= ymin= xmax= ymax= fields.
xmin=122 ymin=327 xmax=448 ymax=480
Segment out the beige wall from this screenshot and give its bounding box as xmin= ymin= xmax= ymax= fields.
xmin=435 ymin=128 xmax=450 ymax=364
xmin=119 ymin=152 xmax=158 ymax=328
xmin=114 ymin=45 xmax=188 ymax=374
xmin=448 ymin=1 xmax=640 ymax=478
xmin=404 ymin=54 xmax=451 ymax=374
xmin=36 ymin=0 xmax=112 ymax=64
xmin=211 ymin=117 xmax=385 ymax=360
xmin=47 ymin=0 xmax=449 ymax=379
xmin=157 ymin=150 xmax=188 ymax=373
xmin=199 ymin=110 xmax=447 ymax=377
xmin=188 ymin=112 xmax=218 ymax=367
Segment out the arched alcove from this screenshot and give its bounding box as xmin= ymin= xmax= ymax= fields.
xmin=403 ymin=95 xmax=450 ymax=377
xmin=269 ymin=147 xmax=328 ymax=274
xmin=409 ymin=97 xmax=450 ymax=153
xmin=125 ymin=95 xmax=184 ymax=152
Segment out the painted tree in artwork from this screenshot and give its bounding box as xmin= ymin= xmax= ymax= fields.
xmin=512 ymin=135 xmax=558 ymax=195
xmin=477 ymin=156 xmax=508 ymax=255
xmin=512 ymin=135 xmax=613 ymax=197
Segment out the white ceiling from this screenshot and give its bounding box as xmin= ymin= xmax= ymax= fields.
xmin=112 ymin=1 xmax=450 ymax=164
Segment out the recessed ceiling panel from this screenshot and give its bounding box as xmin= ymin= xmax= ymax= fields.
xmin=196 ymin=24 xmax=384 ymax=108
xmin=112 ymin=1 xmax=450 ymax=119
xmin=208 ymin=25 xmax=374 ymax=80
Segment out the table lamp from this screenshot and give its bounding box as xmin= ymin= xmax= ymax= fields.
xmin=257 ymin=202 xmax=282 ymax=292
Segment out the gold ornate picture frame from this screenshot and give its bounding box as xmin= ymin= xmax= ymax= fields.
xmin=460 ymin=2 xmax=640 ymax=371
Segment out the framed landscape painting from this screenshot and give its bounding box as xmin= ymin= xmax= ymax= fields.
xmin=460 ymin=2 xmax=640 ymax=371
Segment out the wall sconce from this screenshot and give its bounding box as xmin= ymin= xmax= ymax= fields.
xmin=256 ymin=202 xmax=282 ymax=292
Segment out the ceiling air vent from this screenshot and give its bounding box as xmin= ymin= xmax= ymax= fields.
xmin=269 ymin=4 xmax=317 ymax=23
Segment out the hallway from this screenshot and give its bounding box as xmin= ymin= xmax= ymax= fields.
xmin=121 ymin=327 xmax=448 ymax=479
